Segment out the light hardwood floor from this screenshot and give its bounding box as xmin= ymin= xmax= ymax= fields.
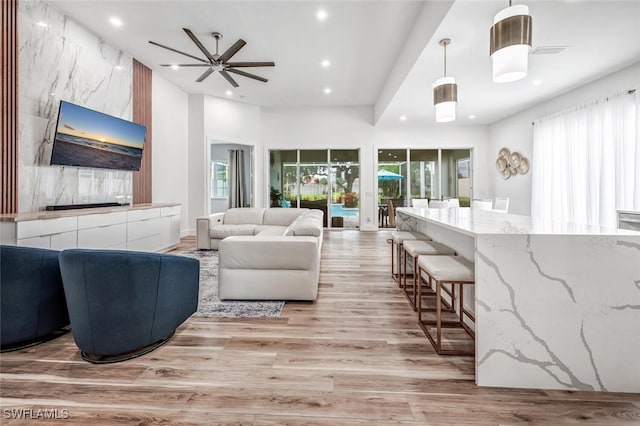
xmin=1 ymin=231 xmax=639 ymax=424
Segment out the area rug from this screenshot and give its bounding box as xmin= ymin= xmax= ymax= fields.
xmin=177 ymin=249 xmax=284 ymax=318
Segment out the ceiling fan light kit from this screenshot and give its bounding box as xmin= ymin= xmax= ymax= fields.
xmin=149 ymin=28 xmax=275 ymax=88
xmin=490 ymin=1 xmax=532 ymax=83
xmin=433 ymin=38 xmax=457 ymax=123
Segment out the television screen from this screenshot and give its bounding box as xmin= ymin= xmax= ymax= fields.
xmin=50 ymin=101 xmax=146 ymax=171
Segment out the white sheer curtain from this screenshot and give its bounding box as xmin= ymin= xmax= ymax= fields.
xmin=532 ymin=90 xmax=639 ymax=228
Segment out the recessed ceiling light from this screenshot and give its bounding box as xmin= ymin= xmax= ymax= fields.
xmin=36 ymin=21 xmax=48 ymax=27
xmin=316 ymin=9 xmax=328 ymax=21
xmin=170 ymin=64 xmax=179 ymax=70
xmin=324 ymin=87 xmax=332 ymax=94
xmin=109 ymin=16 xmax=123 ymax=27
xmin=225 ymin=90 xmax=233 ymax=96
xmin=468 ymin=114 xmax=476 ymax=119
xmin=399 ymin=115 xmax=407 ymax=121
xmin=115 ymin=65 xmax=123 ymax=71
xmin=532 ymin=79 xmax=543 ymax=86
xmin=321 ymin=59 xmax=331 ymax=68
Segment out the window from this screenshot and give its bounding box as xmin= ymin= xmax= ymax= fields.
xmin=211 ymin=161 xmax=229 ymax=198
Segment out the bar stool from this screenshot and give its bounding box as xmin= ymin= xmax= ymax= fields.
xmin=416 ymin=255 xmax=475 ymax=356
xmin=401 ymin=240 xmax=455 ymax=311
xmin=387 ymin=231 xmax=429 ymax=285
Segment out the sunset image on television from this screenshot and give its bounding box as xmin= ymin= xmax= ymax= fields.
xmin=50 ymin=101 xmax=146 ymax=171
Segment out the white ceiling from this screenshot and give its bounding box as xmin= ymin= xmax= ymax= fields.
xmin=377 ymin=0 xmax=640 ymax=127
xmin=48 ymin=0 xmax=640 ymax=126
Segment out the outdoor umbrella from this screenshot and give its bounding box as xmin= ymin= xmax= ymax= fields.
xmin=377 ymin=169 xmax=404 ymax=180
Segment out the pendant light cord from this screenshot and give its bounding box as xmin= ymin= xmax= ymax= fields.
xmin=443 ymin=42 xmax=447 ymax=77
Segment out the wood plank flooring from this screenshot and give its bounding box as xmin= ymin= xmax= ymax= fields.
xmin=1 ymin=231 xmax=639 ymax=424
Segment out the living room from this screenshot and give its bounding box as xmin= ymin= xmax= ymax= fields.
xmin=2 ymin=0 xmax=640 ymax=423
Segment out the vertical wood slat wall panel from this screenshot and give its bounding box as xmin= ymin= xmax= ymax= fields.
xmin=1 ymin=0 xmax=18 ymax=214
xmin=132 ymin=59 xmax=152 ymax=204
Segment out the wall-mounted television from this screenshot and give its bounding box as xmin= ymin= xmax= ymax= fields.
xmin=50 ymin=101 xmax=146 ymax=171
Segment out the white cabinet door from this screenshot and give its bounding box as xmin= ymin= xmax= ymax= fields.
xmin=78 ymin=223 xmax=127 ymax=249
xmin=50 ymin=230 xmax=78 ymax=250
xmin=17 ymin=216 xmax=77 ymax=239
xmin=77 ymin=211 xmax=127 ymax=230
xmin=169 ymin=215 xmax=180 ymax=246
xmin=17 ymin=235 xmax=51 ymax=249
xmin=127 ymin=216 xmax=163 ymax=252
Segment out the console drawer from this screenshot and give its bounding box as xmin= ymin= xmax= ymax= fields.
xmin=77 ymin=211 xmax=127 ymax=230
xmin=78 ymin=223 xmax=127 ymax=248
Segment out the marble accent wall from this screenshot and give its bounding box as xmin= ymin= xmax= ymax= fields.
xmin=18 ymin=0 xmax=133 ymax=212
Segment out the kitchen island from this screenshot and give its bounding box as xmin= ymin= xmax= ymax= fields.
xmin=396 ymin=207 xmax=640 ymax=393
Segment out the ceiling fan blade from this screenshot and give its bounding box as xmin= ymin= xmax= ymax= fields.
xmin=182 ymin=28 xmax=216 ymax=62
xmin=227 ymin=68 xmax=268 ymax=83
xmin=160 ymin=64 xmax=210 ymax=67
xmin=219 ymin=70 xmax=240 ymax=87
xmin=218 ymin=39 xmax=247 ymax=63
xmin=196 ymin=67 xmax=215 ymax=83
xmin=148 ymin=40 xmax=208 ymax=63
xmin=225 ymin=61 xmax=275 ymax=68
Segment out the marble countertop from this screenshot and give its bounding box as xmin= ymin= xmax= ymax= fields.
xmin=397 ymin=207 xmax=640 ymax=237
xmin=0 ymin=203 xmax=180 ymax=222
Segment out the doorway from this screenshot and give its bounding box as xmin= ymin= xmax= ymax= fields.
xmin=209 ymin=142 xmax=253 ymax=214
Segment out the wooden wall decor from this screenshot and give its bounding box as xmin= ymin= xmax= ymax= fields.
xmin=1 ymin=0 xmax=19 ymax=214
xmin=132 ymin=59 xmax=152 ymax=204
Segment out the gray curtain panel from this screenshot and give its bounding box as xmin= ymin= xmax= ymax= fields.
xmin=228 ymin=149 xmax=245 ymax=208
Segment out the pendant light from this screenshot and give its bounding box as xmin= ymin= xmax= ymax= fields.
xmin=490 ymin=0 xmax=532 ymax=83
xmin=433 ymin=38 xmax=457 ymax=123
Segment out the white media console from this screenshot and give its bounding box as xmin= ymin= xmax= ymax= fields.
xmin=0 ymin=203 xmax=180 ymax=253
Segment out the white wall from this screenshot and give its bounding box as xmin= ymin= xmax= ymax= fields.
xmin=261 ymin=106 xmax=490 ymax=230
xmin=187 ymin=95 xmax=205 ymax=235
xmin=489 ymin=61 xmax=640 ymax=215
xmin=185 ymin=95 xmax=261 ymax=233
xmin=152 ymin=74 xmax=189 ymax=236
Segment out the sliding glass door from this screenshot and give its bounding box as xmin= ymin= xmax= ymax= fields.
xmin=377 ymin=148 xmax=472 ymax=222
xmin=269 ymin=149 xmax=360 ymax=229
xmin=329 ymin=149 xmax=359 ymax=229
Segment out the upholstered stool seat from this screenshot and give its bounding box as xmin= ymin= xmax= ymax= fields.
xmin=387 ymin=231 xmax=430 ymax=285
xmin=402 ymin=240 xmax=455 ymax=310
xmin=417 ymin=255 xmax=475 ymax=356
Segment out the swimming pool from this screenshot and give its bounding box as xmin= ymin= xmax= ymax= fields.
xmin=330 ymin=204 xmax=359 ymax=217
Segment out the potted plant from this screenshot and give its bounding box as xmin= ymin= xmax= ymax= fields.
xmin=343 ymin=192 xmax=359 ymax=208
xmin=270 ymin=187 xmax=283 ymax=208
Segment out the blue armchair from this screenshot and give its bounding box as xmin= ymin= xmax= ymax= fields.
xmin=1 ymin=245 xmax=70 ymax=351
xmin=59 ymin=249 xmax=199 ymax=363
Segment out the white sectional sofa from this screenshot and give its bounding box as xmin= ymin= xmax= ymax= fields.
xmin=196 ymin=208 xmax=323 ymax=301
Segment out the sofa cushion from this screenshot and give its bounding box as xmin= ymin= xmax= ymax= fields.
xmin=255 ymin=226 xmax=288 ymax=236
xmin=210 ymin=224 xmax=259 ymax=239
xmin=285 ymin=213 xmax=323 ymax=237
xmin=223 ymin=208 xmax=265 ymax=225
xmin=262 ymin=208 xmax=307 ymax=226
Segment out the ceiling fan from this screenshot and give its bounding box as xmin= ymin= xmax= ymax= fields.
xmin=149 ymin=29 xmax=274 ymax=87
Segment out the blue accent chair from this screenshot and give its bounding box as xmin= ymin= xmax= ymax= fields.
xmin=1 ymin=245 xmax=70 ymax=351
xmin=59 ymin=249 xmax=199 ymax=363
